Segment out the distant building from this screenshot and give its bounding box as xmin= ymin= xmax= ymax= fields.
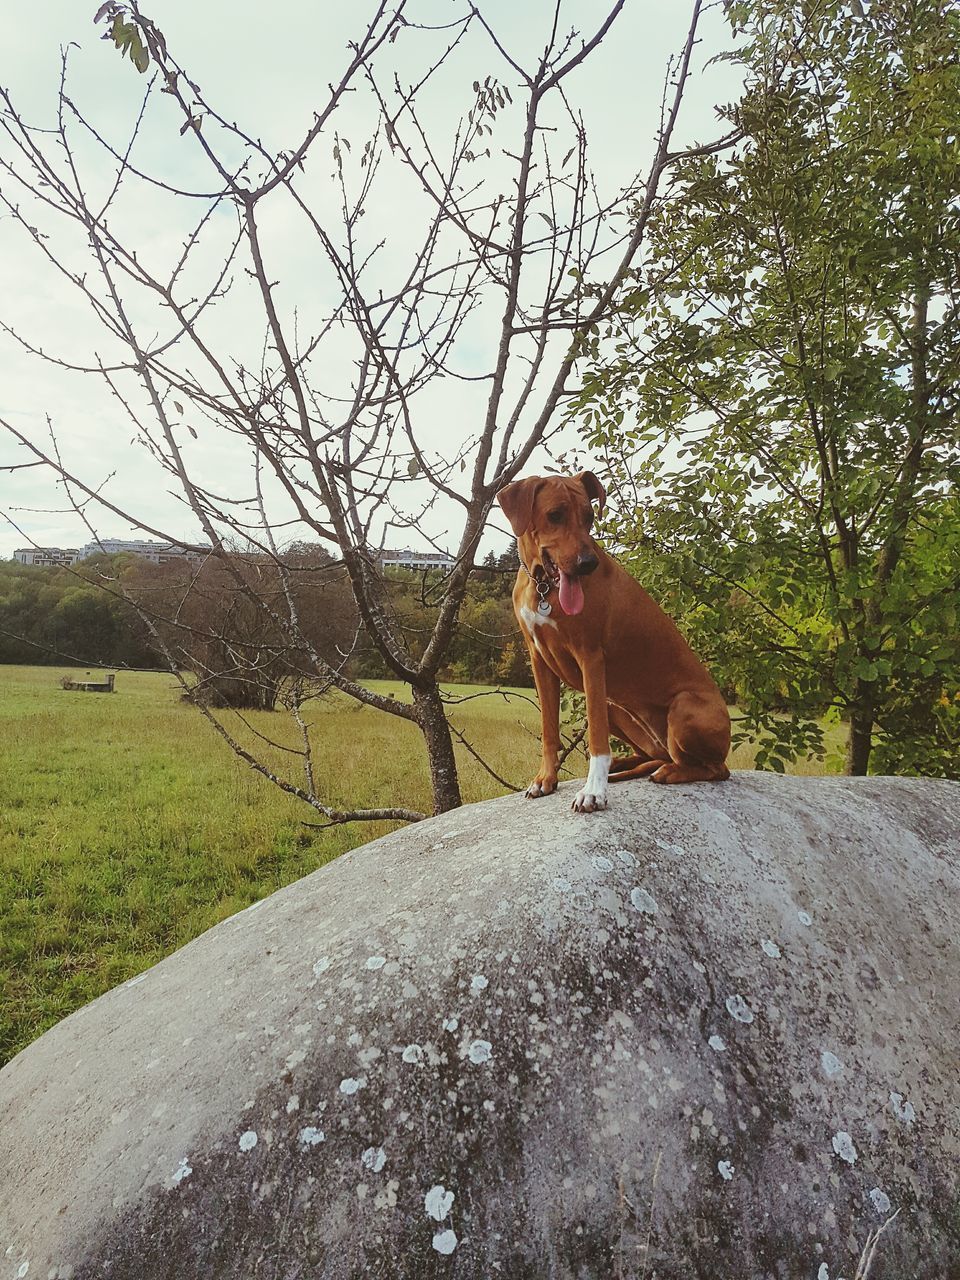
xmin=12 ymin=539 xmax=204 ymax=567
xmin=379 ymin=549 xmax=456 ymax=572
xmin=76 ymin=538 xmax=203 ymax=565
xmin=13 ymin=547 xmax=79 ymax=567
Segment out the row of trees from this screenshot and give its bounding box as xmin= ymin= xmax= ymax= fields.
xmin=0 ymin=558 xmax=156 ymax=669
xmin=0 ymin=548 xmax=530 ymax=695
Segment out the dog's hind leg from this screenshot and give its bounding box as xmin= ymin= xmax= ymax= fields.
xmin=644 ymin=759 xmax=730 ymax=783
xmin=642 ymin=689 xmax=731 ymax=783
xmin=607 ymin=705 xmax=664 ymax=776
xmin=609 ymin=759 xmax=669 ymax=783
xmin=609 ymin=754 xmax=649 ymax=775
xmin=609 ymin=755 xmax=730 ymax=784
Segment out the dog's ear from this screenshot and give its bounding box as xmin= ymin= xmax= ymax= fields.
xmin=575 ymin=470 xmax=606 ymax=515
xmin=496 ymin=476 xmax=542 ymax=535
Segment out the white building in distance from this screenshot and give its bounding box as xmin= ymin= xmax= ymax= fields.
xmin=13 ymin=539 xmax=204 ymax=566
xmin=379 ymin=549 xmax=456 ymax=572
xmin=12 ymin=547 xmax=79 ymax=567
xmin=76 ymin=538 xmax=203 ymax=564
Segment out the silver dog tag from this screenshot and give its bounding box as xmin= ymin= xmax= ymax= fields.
xmin=537 ymin=599 xmax=552 ymax=616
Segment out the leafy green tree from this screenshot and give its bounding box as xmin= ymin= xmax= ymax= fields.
xmin=49 ymin=586 xmax=121 ymax=661
xmin=0 ymin=558 xmax=158 ymax=668
xmin=577 ymin=0 xmax=960 ymax=776
xmin=445 ymin=597 xmax=516 ymax=684
xmin=494 ymin=639 xmax=533 ymax=688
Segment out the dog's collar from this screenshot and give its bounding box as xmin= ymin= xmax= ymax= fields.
xmin=518 ymin=545 xmax=558 ymax=614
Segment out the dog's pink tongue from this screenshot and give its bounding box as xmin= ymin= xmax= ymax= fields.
xmin=558 ymin=571 xmax=584 ymax=616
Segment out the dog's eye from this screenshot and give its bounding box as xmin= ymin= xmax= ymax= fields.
xmin=547 ymin=508 xmax=564 ymax=524
xmin=585 ymin=509 xmax=594 ymax=528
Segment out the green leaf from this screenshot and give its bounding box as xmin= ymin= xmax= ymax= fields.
xmin=131 ymin=36 xmax=149 ymax=73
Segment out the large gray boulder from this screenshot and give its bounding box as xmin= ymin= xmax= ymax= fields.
xmin=1 ymin=774 xmax=958 ymax=1279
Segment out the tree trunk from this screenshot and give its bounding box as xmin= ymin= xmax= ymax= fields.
xmin=847 ymin=279 xmax=931 ymax=779
xmin=846 ymin=687 xmax=875 ymax=776
xmin=413 ymin=684 xmax=463 ymax=813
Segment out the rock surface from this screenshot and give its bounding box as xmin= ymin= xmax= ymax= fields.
xmin=1 ymin=774 xmax=959 ymax=1279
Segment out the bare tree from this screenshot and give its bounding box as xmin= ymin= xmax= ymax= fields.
xmin=0 ymin=0 xmax=735 ymax=824
xmin=121 ymin=545 xmax=357 ymax=711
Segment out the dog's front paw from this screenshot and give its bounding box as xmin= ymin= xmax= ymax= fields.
xmin=571 ymin=786 xmax=607 ymax=813
xmin=526 ymin=775 xmax=557 ymax=798
xmin=571 ymin=753 xmax=611 ymax=814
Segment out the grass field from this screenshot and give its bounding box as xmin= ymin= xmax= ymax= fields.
xmin=0 ymin=664 xmax=840 ymax=1065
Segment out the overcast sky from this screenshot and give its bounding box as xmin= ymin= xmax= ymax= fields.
xmin=0 ymin=1 xmax=743 ymax=558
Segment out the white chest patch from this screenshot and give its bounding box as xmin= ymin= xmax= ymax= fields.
xmin=519 ymin=604 xmax=558 ymax=633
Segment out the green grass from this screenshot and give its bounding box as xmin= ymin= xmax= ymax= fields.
xmin=0 ymin=665 xmax=838 ymax=1065
xmin=0 ymin=666 xmax=544 ymax=1064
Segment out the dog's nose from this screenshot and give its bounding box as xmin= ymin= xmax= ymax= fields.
xmin=575 ymin=551 xmax=599 ymax=576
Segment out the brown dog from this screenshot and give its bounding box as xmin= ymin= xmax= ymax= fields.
xmin=496 ymin=471 xmax=731 ymax=812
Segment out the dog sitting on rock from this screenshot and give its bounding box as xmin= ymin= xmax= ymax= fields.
xmin=497 ymin=471 xmax=731 ymax=813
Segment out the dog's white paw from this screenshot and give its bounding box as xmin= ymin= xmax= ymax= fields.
xmin=571 ymin=753 xmax=611 ymax=815
xmin=572 ymin=786 xmax=607 ymax=813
